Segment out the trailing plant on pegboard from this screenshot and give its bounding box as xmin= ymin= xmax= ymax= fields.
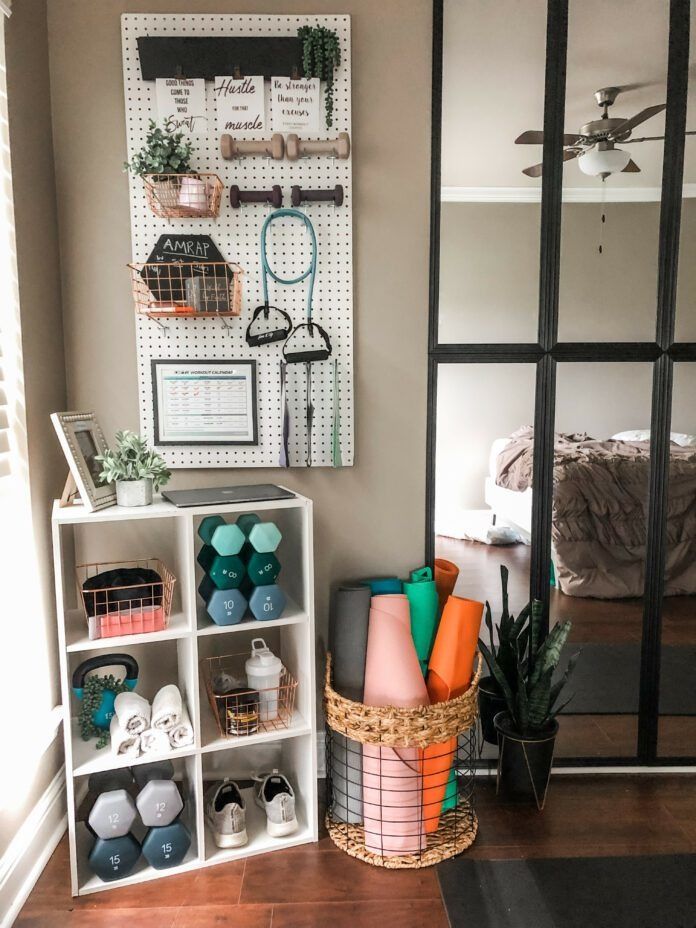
xmin=298 ymin=25 xmax=341 ymax=128
xmin=78 ymin=674 xmax=129 ymax=749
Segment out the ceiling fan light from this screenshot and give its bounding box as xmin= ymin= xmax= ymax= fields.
xmin=578 ymin=146 xmax=631 ymax=176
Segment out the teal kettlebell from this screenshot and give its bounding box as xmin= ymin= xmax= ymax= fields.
xmin=72 ymin=654 xmax=139 ymax=730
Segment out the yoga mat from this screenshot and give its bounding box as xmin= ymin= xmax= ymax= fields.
xmin=361 ymin=576 xmax=403 ymax=595
xmin=434 ymin=558 xmax=459 ymax=612
xmin=404 ymin=566 xmax=440 ymax=673
xmin=329 ymin=583 xmax=371 ymax=824
xmin=422 ymin=594 xmax=484 ymax=832
xmin=363 ymin=593 xmax=429 ymax=856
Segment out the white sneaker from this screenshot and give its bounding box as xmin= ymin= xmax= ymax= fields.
xmin=204 ymin=779 xmax=248 ymax=848
xmin=253 ymin=770 xmax=298 ymax=838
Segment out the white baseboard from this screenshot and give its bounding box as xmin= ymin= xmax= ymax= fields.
xmin=0 ymin=767 xmax=67 ymax=928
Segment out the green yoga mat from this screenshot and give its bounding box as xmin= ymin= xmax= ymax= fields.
xmin=441 ymin=766 xmax=457 ymax=812
xmin=404 ymin=566 xmax=439 ymax=673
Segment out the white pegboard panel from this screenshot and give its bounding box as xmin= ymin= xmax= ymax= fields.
xmin=121 ymin=14 xmax=353 ymax=468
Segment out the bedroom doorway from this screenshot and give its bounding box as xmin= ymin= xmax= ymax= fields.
xmin=428 ymin=0 xmax=696 ymax=765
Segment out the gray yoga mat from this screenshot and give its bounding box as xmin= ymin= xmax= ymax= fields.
xmin=328 ymin=583 xmax=371 ymax=823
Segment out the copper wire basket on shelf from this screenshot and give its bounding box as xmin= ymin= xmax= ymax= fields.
xmin=128 ymin=261 xmax=244 ymax=327
xmin=323 ymin=653 xmax=481 ymax=869
xmin=76 ymin=558 xmax=176 ymax=641
xmin=143 ymin=173 xmax=224 ymax=219
xmin=201 ymin=651 xmax=298 ymax=739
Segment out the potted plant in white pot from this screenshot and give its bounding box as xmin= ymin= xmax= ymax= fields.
xmin=96 ymin=430 xmax=171 ymax=507
xmin=479 ymin=595 xmax=579 ymax=810
xmin=124 ymin=119 xmax=203 ymax=213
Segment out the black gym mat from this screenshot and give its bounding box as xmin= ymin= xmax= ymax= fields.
xmin=437 ymin=854 xmax=696 ymax=928
xmin=553 ymin=643 xmax=696 ymax=715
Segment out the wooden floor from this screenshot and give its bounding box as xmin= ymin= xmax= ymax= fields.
xmin=16 ymin=776 xmax=696 ymax=928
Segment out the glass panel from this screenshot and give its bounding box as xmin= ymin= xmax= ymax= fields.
xmin=658 ymin=363 xmax=696 ymax=756
xmin=557 ymin=1 xmax=668 ymax=342
xmin=675 ymin=11 xmax=696 ymax=341
xmin=438 ymin=0 xmax=545 ymax=343
xmin=552 ymin=363 xmax=653 ymax=758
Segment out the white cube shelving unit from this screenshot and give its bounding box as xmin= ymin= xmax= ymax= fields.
xmin=52 ymin=491 xmax=317 ymax=896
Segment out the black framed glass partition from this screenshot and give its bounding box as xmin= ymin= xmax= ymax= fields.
xmin=427 ymin=0 xmax=695 ymax=765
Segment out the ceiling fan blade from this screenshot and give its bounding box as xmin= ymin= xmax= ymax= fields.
xmin=515 ymin=130 xmax=586 ymax=145
xmin=521 ymin=149 xmax=579 ymax=177
xmin=622 ymin=158 xmax=641 ymax=173
xmin=607 ymin=103 xmax=666 ymax=140
xmin=625 ymin=130 xmax=696 ymax=143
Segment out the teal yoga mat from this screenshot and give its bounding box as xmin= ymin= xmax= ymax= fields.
xmin=362 ymin=576 xmax=402 ymax=595
xmin=404 ymin=566 xmax=439 ymax=673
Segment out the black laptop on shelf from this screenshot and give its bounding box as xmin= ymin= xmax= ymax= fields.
xmin=162 ymin=484 xmax=296 ymax=508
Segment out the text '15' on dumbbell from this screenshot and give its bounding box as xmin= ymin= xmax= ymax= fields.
xmin=241 ymin=578 xmax=287 ymax=622
xmin=291 ymin=185 xmax=344 ymax=207
xmin=197 ymin=545 xmax=245 ymax=590
xmin=142 ymin=817 xmax=192 ymax=870
xmin=220 ymin=133 xmax=285 ymax=160
xmin=133 ymin=760 xmax=183 ymax=827
xmin=285 ymin=132 xmax=351 ymax=161
xmin=199 ymin=575 xmax=248 ymax=626
xmin=198 ymin=516 xmax=245 ymax=557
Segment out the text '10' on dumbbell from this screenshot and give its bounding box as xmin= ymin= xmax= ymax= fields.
xmin=87 ymin=770 xmax=141 ymax=882
xmin=199 ymin=575 xmax=248 ymax=626
xmin=285 ymin=132 xmax=351 ymax=161
xmin=220 ymin=133 xmax=285 ymax=160
xmin=241 ymin=578 xmax=287 ymax=622
xmin=134 ymin=762 xmax=191 ymax=870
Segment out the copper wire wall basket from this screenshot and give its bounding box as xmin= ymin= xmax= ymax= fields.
xmin=202 ymin=652 xmax=298 ymax=739
xmin=143 ymin=173 xmax=224 ymax=219
xmin=129 ymin=261 xmax=244 ymax=322
xmin=77 ymin=558 xmax=176 ymax=640
xmin=324 ymin=653 xmax=481 ymax=869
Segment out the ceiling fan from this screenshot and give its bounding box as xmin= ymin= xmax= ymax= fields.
xmin=515 ymin=86 xmax=693 ymax=179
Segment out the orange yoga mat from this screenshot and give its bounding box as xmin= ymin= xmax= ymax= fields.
xmin=422 ymin=594 xmax=484 ymax=832
xmin=434 ymin=558 xmax=459 ymax=613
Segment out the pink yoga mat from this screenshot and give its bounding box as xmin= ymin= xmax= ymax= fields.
xmin=362 ymin=594 xmax=429 ymax=856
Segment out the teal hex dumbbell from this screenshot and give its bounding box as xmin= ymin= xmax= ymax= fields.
xmin=248 ymin=584 xmax=286 ymax=621
xmin=197 ymin=545 xmax=245 ymax=590
xmin=236 ymin=512 xmax=261 ymax=536
xmin=199 ymin=576 xmax=248 ymax=625
xmin=247 ymin=522 xmax=282 ymax=554
xmin=245 ymin=551 xmax=281 ymax=586
xmin=142 ymin=818 xmax=191 ymax=869
xmin=88 ymin=832 xmax=141 ymax=882
xmin=198 ymin=516 xmax=245 ymax=557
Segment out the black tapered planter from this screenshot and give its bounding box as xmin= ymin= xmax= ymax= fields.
xmin=478 ymin=676 xmax=507 ymax=745
xmin=494 ymin=712 xmax=558 ymax=810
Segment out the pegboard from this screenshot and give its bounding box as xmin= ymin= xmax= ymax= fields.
xmin=121 ymin=14 xmax=353 ymax=468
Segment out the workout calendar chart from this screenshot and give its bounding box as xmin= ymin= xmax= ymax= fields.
xmin=121 ymin=14 xmax=354 ymax=468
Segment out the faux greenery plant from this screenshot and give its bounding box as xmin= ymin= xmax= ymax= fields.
xmin=298 ymin=25 xmax=341 ymax=128
xmin=124 ymin=119 xmax=194 ymax=176
xmin=478 ymin=565 xmax=578 ymax=736
xmin=78 ymin=674 xmax=129 ymax=749
xmin=96 ymin=430 xmax=171 ymax=491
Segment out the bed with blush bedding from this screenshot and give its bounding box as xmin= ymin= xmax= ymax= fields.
xmin=494 ymin=426 xmax=696 ymax=599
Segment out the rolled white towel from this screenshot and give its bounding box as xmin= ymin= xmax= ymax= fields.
xmin=169 ymin=706 xmax=194 ymax=748
xmin=110 ymin=714 xmax=140 ymax=756
xmin=114 ymin=691 xmax=151 ymax=735
xmin=140 ymin=727 xmax=171 ymax=754
xmin=152 ymin=684 xmax=182 ymax=732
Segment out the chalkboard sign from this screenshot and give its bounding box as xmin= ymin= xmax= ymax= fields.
xmin=137 ymin=36 xmax=304 ymax=81
xmin=141 ymin=234 xmax=231 ymax=303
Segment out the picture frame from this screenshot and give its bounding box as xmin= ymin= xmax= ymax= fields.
xmin=50 ymin=411 xmax=117 ymax=512
xmin=151 ymin=359 xmax=258 ymax=446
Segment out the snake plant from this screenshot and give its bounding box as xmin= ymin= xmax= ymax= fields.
xmin=478 ymin=566 xmax=578 ymax=736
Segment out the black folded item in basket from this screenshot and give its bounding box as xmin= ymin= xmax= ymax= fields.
xmin=82 ymin=567 xmax=163 ymax=617
xmin=185 ymin=275 xmax=231 ymax=313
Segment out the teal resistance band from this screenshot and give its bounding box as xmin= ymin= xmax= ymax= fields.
xmin=260 ymin=208 xmax=317 ymax=321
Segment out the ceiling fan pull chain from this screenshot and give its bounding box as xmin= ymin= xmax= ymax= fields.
xmin=598 ymin=180 xmax=607 ymax=256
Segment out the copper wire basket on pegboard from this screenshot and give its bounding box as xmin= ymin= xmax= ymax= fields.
xmin=129 ymin=261 xmax=244 ymax=321
xmin=324 ymin=653 xmax=481 ymax=869
xmin=143 ymin=173 xmax=225 ymax=219
xmin=77 ymin=558 xmax=176 ymax=640
xmin=201 ymin=651 xmax=298 ymax=739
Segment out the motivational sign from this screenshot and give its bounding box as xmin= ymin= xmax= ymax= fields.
xmin=214 ymin=75 xmax=265 ymax=135
xmin=155 ymin=78 xmax=207 ymax=135
xmin=270 ymin=76 xmax=320 ymax=132
xmin=141 ymin=234 xmax=231 ymax=303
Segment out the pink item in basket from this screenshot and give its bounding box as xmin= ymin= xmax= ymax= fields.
xmin=362 ymin=593 xmax=429 ymax=857
xmin=89 ymin=605 xmax=166 ymax=640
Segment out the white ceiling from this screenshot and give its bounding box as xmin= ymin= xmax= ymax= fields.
xmin=441 ymin=0 xmax=696 ymax=190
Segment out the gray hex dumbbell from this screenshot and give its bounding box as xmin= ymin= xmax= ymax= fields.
xmin=88 ymin=832 xmax=141 ymax=882
xmin=142 ymin=818 xmax=192 ymax=869
xmin=248 ymin=583 xmax=287 ymax=622
xmin=87 ymin=769 xmax=137 ymax=839
xmin=198 ymin=575 xmax=248 ymax=625
xmin=133 ymin=759 xmax=183 ymax=827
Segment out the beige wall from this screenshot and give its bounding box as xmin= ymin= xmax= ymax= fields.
xmin=46 ymin=1 xmax=432 ymax=661
xmin=2 ymin=0 xmax=66 ymax=856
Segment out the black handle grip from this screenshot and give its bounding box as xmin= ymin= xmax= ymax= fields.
xmin=283 ymin=322 xmax=332 ymax=363
xmin=72 ymin=654 xmax=139 ymax=690
xmin=246 ymin=304 xmax=293 ymax=347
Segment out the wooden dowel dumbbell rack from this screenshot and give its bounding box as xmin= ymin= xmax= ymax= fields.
xmin=291 ymin=185 xmax=344 ymax=207
xmin=285 ymin=132 xmax=351 ymax=161
xmin=230 ymin=185 xmax=283 ymax=209
xmin=220 ymin=133 xmax=285 ymax=160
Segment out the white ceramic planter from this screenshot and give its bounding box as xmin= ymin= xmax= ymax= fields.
xmin=116 ymin=477 xmax=153 ymax=507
